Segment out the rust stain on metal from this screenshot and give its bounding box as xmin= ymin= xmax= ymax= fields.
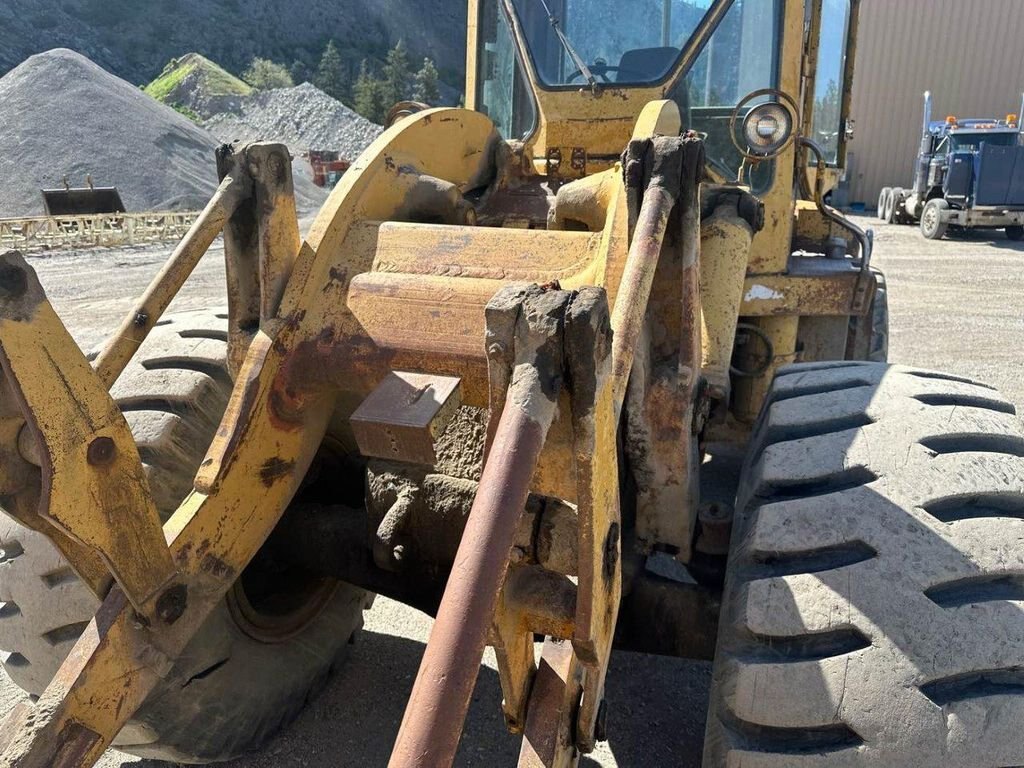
xmin=259 ymin=456 xmax=296 ymax=486
xmin=51 ymin=722 xmax=103 ymax=768
xmin=200 ymin=553 xmax=235 ymax=580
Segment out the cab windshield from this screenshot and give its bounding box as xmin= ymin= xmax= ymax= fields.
xmin=950 ymin=132 xmax=1019 ymax=152
xmin=510 ymin=0 xmax=714 ymax=87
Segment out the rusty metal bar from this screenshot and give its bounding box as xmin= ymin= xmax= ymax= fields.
xmin=609 ymin=184 xmax=673 ymax=418
xmin=389 ymin=288 xmax=566 ymax=768
xmin=389 ymin=389 xmax=558 ymax=766
xmin=610 ymin=137 xmax=705 ymax=419
xmin=93 ymin=162 xmax=251 ymax=387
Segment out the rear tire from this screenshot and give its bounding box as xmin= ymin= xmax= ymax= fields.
xmin=920 ymin=198 xmax=949 ymax=240
xmin=885 ymin=188 xmax=903 ymax=224
xmin=1006 ymin=225 xmax=1024 ymax=241
xmin=0 ymin=310 xmax=368 ymax=763
xmin=704 ymin=362 xmax=1024 ymax=766
xmin=877 ymin=188 xmax=891 ymax=221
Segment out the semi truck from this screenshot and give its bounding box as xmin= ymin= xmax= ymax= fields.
xmin=880 ymin=91 xmax=1024 ymax=240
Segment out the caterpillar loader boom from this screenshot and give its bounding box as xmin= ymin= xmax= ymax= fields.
xmin=2 ymin=1 xmax=1023 ymax=766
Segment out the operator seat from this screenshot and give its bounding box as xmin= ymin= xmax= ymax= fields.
xmin=615 ymin=46 xmax=679 ymax=82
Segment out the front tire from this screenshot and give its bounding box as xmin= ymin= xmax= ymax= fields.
xmin=704 ymin=362 xmax=1024 ymax=766
xmin=920 ymin=198 xmax=949 ymax=240
xmin=0 ymin=310 xmax=368 ymax=763
xmin=1006 ymin=225 xmax=1024 ymax=241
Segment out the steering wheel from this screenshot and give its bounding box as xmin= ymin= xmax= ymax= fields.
xmin=567 ymin=59 xmax=619 ymax=83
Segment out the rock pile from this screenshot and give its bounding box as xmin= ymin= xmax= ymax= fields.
xmin=0 ymin=49 xmax=325 ymax=218
xmin=204 ymin=82 xmax=383 ymax=161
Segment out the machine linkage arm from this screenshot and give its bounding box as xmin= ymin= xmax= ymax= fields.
xmin=0 ymin=143 xmax=312 ymax=768
xmin=0 ymin=249 xmax=183 ymax=623
xmin=0 ymin=143 xmax=293 ymax=625
xmin=388 ymin=283 xmax=622 ymax=768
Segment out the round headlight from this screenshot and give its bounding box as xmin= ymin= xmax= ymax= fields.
xmin=742 ymin=102 xmax=793 ymax=156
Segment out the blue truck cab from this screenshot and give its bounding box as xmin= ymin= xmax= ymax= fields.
xmin=880 ymin=91 xmax=1024 ymax=240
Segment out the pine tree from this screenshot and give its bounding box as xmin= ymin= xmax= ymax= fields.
xmin=242 ymin=58 xmax=294 ymax=90
xmin=290 ymin=59 xmax=310 ymax=85
xmin=314 ymin=40 xmax=347 ymax=101
xmin=379 ymin=40 xmax=411 ymax=110
xmin=353 ymin=60 xmax=384 ymax=123
xmin=413 ymin=57 xmax=440 ymax=104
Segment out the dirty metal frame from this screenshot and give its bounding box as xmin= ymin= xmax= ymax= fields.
xmin=0 ymin=0 xmax=880 ymax=757
xmin=0 ymin=141 xmax=307 ymax=766
xmin=389 ymin=283 xmax=621 ymax=766
xmin=0 ymin=110 xmax=705 ymax=768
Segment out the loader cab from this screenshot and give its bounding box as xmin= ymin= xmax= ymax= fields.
xmin=467 ymin=0 xmax=788 ymax=183
xmin=467 ymin=0 xmax=856 ymax=193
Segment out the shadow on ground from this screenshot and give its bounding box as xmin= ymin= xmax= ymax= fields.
xmin=128 ymin=628 xmax=709 ymax=768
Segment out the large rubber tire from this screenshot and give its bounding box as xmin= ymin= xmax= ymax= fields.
xmin=704 ymin=361 xmax=1024 ymax=766
xmin=0 ymin=310 xmax=367 ymax=763
xmin=920 ymin=198 xmax=949 ymax=240
xmin=1006 ymin=225 xmax=1024 ymax=241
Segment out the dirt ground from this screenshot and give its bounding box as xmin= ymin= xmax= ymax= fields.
xmin=0 ymin=214 xmax=1021 ymax=767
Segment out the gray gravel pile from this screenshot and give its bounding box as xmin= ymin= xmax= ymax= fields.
xmin=205 ymin=82 xmax=383 ymax=160
xmin=0 ymin=49 xmax=325 ymax=218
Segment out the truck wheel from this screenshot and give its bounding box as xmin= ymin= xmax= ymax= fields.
xmin=0 ymin=310 xmax=368 ymax=763
xmin=877 ymin=188 xmax=891 ymax=221
xmin=1006 ymin=225 xmax=1024 ymax=241
xmin=920 ymin=198 xmax=949 ymax=240
xmin=703 ymin=362 xmax=1024 ymax=767
xmin=885 ymin=188 xmax=903 ymax=224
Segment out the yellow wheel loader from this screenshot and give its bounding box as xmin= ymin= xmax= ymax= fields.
xmin=1 ymin=1 xmax=1022 ymax=766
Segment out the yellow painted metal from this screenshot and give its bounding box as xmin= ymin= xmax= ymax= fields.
xmin=0 ymin=252 xmax=177 ymax=616
xmin=0 ymin=110 xmax=504 ymax=766
xmin=747 ymin=0 xmax=805 ymax=275
xmin=739 ymin=271 xmax=870 ymax=316
xmin=465 ymin=0 xmax=481 ymax=111
xmin=732 ymin=315 xmax=800 ymax=424
xmin=498 ymin=0 xmax=729 ymax=177
xmin=700 ymin=204 xmax=755 ymax=395
xmin=566 ymin=294 xmax=620 ymax=754
xmin=372 ymin=221 xmax=603 ymax=280
xmin=0 ymin=0 xmax=881 ymax=760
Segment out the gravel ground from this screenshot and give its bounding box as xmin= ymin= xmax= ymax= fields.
xmin=0 ymin=214 xmax=1021 ymax=767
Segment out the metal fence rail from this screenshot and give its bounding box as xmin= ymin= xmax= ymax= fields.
xmin=0 ymin=211 xmax=201 ymax=252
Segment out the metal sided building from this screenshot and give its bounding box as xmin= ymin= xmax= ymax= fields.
xmin=846 ymin=0 xmax=1024 ymax=209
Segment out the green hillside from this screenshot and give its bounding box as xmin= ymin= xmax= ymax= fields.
xmin=145 ymin=52 xmax=251 ymax=103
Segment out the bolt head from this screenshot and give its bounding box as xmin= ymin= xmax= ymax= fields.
xmin=87 ymin=436 xmax=117 ymax=466
xmin=155 ymin=584 xmax=188 ymax=625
